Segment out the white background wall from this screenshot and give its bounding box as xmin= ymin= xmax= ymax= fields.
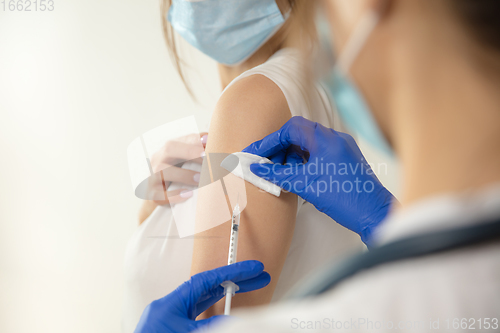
xmin=0 ymin=1 xmax=219 ymax=332
xmin=0 ymin=1 xmax=399 ymax=332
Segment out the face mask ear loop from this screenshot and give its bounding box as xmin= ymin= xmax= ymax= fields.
xmin=335 ymin=11 xmax=381 ymax=76
xmin=283 ymin=9 xmax=292 ymax=21
xmin=286 ymin=0 xmax=296 ymax=14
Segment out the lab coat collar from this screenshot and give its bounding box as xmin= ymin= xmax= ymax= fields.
xmin=373 ymin=183 xmax=500 ymax=246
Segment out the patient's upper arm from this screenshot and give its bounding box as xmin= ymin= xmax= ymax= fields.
xmin=190 ymin=74 xmax=298 ymax=317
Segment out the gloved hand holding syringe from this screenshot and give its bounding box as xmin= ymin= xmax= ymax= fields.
xmin=221 ymin=203 xmax=241 ymax=315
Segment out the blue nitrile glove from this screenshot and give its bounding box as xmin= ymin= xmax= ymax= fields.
xmin=134 ymin=260 xmax=271 ymax=333
xmin=243 ymin=117 xmax=396 ymax=246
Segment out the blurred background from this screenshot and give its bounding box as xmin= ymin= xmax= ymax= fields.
xmin=0 ymin=1 xmax=399 ymax=332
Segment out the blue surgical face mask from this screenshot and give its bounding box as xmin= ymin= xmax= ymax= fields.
xmin=168 ymin=0 xmax=289 ymax=66
xmin=318 ymin=11 xmax=394 ymax=156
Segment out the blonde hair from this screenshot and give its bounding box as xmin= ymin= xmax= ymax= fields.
xmin=160 ymin=0 xmax=318 ymax=97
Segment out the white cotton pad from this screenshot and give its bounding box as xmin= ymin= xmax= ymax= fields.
xmin=220 ymin=152 xmax=281 ymax=197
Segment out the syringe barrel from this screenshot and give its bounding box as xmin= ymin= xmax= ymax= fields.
xmin=227 ymin=204 xmax=240 ymax=265
xmin=227 ymin=224 xmax=238 ymax=265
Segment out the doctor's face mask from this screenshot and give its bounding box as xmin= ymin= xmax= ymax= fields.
xmin=318 ymin=4 xmax=394 ymax=156
xmin=167 ymin=0 xmax=290 ymax=66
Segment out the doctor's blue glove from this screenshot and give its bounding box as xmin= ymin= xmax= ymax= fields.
xmin=243 ymin=117 xmax=396 ymax=246
xmin=134 ymin=260 xmax=271 ymax=333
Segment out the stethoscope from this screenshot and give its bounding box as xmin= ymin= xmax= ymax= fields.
xmin=288 ymin=217 xmax=500 ymax=299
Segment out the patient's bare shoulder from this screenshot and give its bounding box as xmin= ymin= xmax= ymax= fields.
xmin=208 ymin=74 xmax=291 ymax=153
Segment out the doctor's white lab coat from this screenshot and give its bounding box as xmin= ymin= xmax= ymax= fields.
xmin=208 ymin=184 xmax=500 ymax=333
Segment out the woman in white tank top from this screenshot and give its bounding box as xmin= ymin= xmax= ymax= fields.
xmin=122 ymin=2 xmax=363 ymax=332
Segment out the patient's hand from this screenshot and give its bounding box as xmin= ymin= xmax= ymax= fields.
xmin=138 ymin=133 xmax=207 ymax=224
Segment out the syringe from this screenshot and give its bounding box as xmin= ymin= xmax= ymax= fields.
xmin=222 ymin=203 xmax=241 ymax=315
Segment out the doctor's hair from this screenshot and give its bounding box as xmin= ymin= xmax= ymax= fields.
xmin=448 ymin=0 xmax=500 ymax=73
xmin=450 ymin=0 xmax=500 ymax=52
xmin=160 ymin=0 xmax=318 ymax=99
